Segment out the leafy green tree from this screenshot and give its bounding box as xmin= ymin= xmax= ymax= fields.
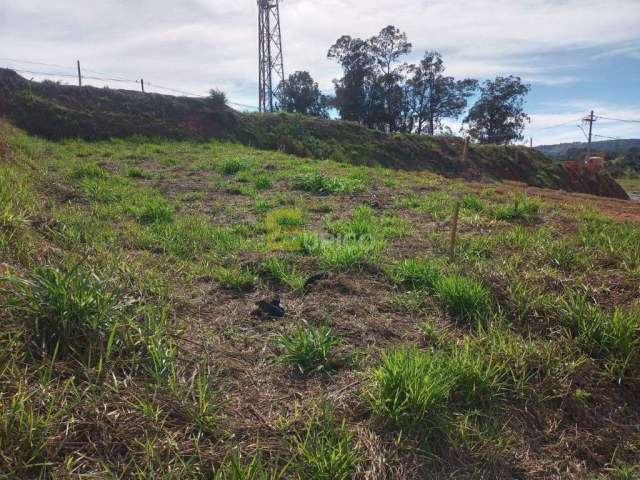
xmin=279 ymin=71 xmax=330 ymax=117
xmin=327 ymin=35 xmax=376 ymax=124
xmin=405 ymin=51 xmax=478 ymax=135
xmin=464 ymin=76 xmax=530 ymax=144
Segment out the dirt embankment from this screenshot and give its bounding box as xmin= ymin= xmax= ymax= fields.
xmin=0 ymin=68 xmax=628 ymax=199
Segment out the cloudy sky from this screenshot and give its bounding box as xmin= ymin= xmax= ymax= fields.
xmin=1 ymin=0 xmax=639 ymax=145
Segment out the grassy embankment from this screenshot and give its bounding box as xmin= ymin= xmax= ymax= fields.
xmin=1 ymin=122 xmax=639 ymax=479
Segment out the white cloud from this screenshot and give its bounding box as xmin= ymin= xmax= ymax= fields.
xmin=1 ymin=0 xmax=639 ymax=122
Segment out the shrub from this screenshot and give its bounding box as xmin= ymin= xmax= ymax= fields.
xmin=436 ymin=274 xmax=492 ymax=323
xmin=278 ymin=323 xmax=337 ymax=375
xmin=5 ymin=266 xmax=121 ymax=361
xmin=389 ymin=258 xmax=442 ymax=291
xmin=208 ymin=88 xmax=228 ymax=108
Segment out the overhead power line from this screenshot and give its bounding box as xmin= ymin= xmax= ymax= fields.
xmin=596 ymin=115 xmax=640 ymax=124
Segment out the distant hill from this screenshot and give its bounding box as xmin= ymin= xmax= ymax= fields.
xmin=537 ymin=139 xmax=640 ymax=159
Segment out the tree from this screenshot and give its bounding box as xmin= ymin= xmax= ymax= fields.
xmin=464 ymin=76 xmax=530 ymax=144
xmin=279 ymin=71 xmax=330 ymax=117
xmin=328 ymin=35 xmax=376 ymax=124
xmin=328 ymin=26 xmax=411 ymax=131
xmin=405 ymin=51 xmax=477 ymax=135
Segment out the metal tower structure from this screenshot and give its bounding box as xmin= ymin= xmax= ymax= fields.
xmin=257 ymin=0 xmax=285 ymax=112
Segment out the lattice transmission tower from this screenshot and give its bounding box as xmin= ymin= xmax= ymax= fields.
xmin=257 ymin=0 xmax=285 ymax=112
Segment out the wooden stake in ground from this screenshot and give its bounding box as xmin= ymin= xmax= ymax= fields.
xmin=76 ymin=60 xmax=82 ymax=87
xmin=460 ymin=136 xmax=469 ymax=163
xmin=449 ymin=195 xmax=461 ymax=263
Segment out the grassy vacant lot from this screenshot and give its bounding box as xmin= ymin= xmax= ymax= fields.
xmin=1 ymin=121 xmax=639 ymax=479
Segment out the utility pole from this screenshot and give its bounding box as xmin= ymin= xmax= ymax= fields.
xmin=257 ymin=0 xmax=285 ymax=112
xmin=77 ymin=60 xmax=82 ymax=87
xmin=583 ymin=110 xmax=596 ymax=162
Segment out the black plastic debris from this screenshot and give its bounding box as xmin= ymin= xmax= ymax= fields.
xmin=255 ymin=297 xmax=285 ymax=317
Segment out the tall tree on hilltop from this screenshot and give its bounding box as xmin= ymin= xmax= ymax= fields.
xmin=368 ymin=25 xmax=412 ymax=131
xmin=327 ymin=35 xmax=376 ymax=124
xmin=464 ymin=76 xmax=530 ymax=144
xmin=405 ymin=51 xmax=478 ymax=135
xmin=279 ymin=71 xmax=330 ymax=118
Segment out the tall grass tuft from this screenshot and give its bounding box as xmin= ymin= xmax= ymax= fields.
xmin=278 ymin=323 xmax=337 ymax=375
xmin=5 ymin=265 xmax=122 ymax=362
xmin=292 ymin=412 xmax=359 ymax=480
xmin=389 ymin=258 xmax=442 ymax=292
xmin=436 ymin=274 xmax=492 ymax=324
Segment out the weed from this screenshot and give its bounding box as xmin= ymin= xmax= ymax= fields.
xmin=436 ymin=274 xmax=492 ymax=324
xmin=291 ymin=413 xmax=359 ymax=480
xmin=301 ymin=233 xmax=385 ymax=271
xmin=292 ymin=172 xmax=364 ymax=194
xmin=278 ymin=323 xmax=337 ymax=375
xmin=369 ymin=347 xmax=454 ymax=431
xmin=212 ymin=265 xmax=256 ymax=291
xmin=389 ymin=258 xmax=442 ymax=291
xmin=261 ymin=257 xmax=306 ymax=290
xmin=127 ymin=167 xmax=153 ymax=179
xmin=493 ymin=195 xmax=540 ymax=223
xmin=5 ymin=265 xmax=122 ymax=362
xmin=133 ymin=197 xmax=175 ymax=224
xmin=560 ymin=291 xmax=640 ymax=376
xmin=71 ymin=163 xmax=106 ymax=180
xmin=219 ymin=158 xmax=246 ymax=175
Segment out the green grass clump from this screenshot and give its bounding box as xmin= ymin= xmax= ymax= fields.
xmin=253 ymin=174 xmax=273 ymax=190
xmin=460 ymin=193 xmax=485 ymax=213
xmin=127 ymin=167 xmax=153 ymax=179
xmin=326 ymin=205 xmax=407 ymax=240
xmin=278 ymin=324 xmax=337 ymax=375
xmin=4 ymin=265 xmax=122 ymax=362
xmin=493 ymin=195 xmax=540 ymax=223
xmin=71 ymin=163 xmax=106 ymax=180
xmin=300 ymin=232 xmax=384 ymax=271
xmin=218 ymin=158 xmax=246 ymax=175
xmin=578 ymin=213 xmax=640 ymax=272
xmin=135 ymin=217 xmax=247 ymax=258
xmin=134 ymin=197 xmax=175 ymax=224
xmin=292 ymin=414 xmax=359 ymax=480
xmin=389 ymin=258 xmax=442 ymax=291
xmin=436 ymin=274 xmax=492 ymax=323
xmin=293 ymin=172 xmax=364 ymax=195
xmin=261 ymin=257 xmax=306 ymax=291
xmin=212 ymin=265 xmax=256 ymax=291
xmin=370 ymin=342 xmax=511 ymax=435
xmin=369 ymin=348 xmax=455 ymax=431
xmin=560 ymin=292 xmax=640 ymax=376
xmin=265 ymin=208 xmax=306 ymax=251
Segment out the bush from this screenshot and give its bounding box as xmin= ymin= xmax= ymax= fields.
xmin=208 ymin=89 xmax=227 ymax=108
xmin=278 ymin=323 xmax=337 ymax=375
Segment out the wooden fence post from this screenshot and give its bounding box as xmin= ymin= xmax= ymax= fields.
xmin=449 ymin=194 xmax=461 ymax=263
xmin=77 ymin=60 xmax=82 ymax=87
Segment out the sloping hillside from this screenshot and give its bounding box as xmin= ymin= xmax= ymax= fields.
xmin=1 ymin=120 xmax=639 ymax=478
xmin=0 ymin=68 xmax=628 ymax=199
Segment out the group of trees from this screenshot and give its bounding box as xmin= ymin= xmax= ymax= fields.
xmin=277 ymin=25 xmax=531 ymax=145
